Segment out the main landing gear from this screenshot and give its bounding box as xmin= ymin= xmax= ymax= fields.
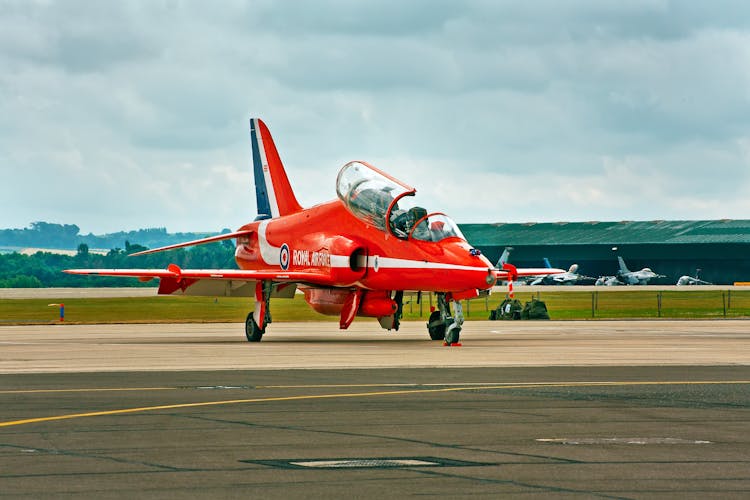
xmin=426 ymin=292 xmax=463 ymax=345
xmin=246 ymin=281 xmax=272 ymax=343
xmin=245 ymin=312 xmax=264 ymax=342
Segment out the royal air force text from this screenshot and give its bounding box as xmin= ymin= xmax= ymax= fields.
xmin=292 ymin=249 xmax=331 ymax=268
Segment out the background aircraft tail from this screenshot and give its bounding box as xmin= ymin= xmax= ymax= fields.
xmin=495 ymin=247 xmax=512 ymax=268
xmin=250 ymin=118 xmax=303 ymax=219
xmin=617 ymin=256 xmax=630 ymax=274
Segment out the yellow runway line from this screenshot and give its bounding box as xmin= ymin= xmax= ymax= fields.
xmin=1 ymin=380 xmax=748 ymax=429
xmin=257 ymin=380 xmax=750 ymax=389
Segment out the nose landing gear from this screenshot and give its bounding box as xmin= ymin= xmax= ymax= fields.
xmin=426 ymin=292 xmax=462 ymax=345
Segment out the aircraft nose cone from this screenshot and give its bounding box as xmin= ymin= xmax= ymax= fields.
xmin=485 ymin=269 xmax=497 ymax=286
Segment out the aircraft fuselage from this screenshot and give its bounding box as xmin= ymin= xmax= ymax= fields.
xmin=234 ymin=199 xmax=496 ymax=296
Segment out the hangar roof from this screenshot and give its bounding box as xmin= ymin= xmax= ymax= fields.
xmin=459 ymin=220 xmax=750 ymax=246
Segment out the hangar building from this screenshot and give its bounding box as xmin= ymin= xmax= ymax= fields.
xmin=459 ymin=219 xmax=750 ymax=285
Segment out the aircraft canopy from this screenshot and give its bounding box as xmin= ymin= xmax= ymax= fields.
xmin=337 ymin=161 xmax=412 ymax=231
xmin=336 ymin=161 xmax=465 ymax=242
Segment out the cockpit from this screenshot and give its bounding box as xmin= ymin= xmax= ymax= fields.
xmin=336 ymin=161 xmax=465 ymax=242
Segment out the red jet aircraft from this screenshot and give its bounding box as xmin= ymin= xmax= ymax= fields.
xmin=66 ymin=119 xmax=560 ymax=344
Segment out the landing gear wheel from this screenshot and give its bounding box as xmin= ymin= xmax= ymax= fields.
xmin=427 ymin=310 xmax=446 ymax=340
xmin=245 ymin=312 xmax=265 ymax=342
xmin=444 ymin=321 xmax=461 ymax=345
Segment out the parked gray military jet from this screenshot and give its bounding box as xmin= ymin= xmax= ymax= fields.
xmin=529 ymin=263 xmax=594 ymax=285
xmin=614 ymin=256 xmax=665 ymax=285
xmin=676 ymin=269 xmax=712 ymax=286
xmin=595 ymin=275 xmax=621 ymax=286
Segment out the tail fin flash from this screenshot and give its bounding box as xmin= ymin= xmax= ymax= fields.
xmin=250 ymin=119 xmax=303 ymax=219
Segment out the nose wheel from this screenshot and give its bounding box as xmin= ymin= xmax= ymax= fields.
xmin=427 ymin=310 xmax=446 ymax=340
xmin=426 ymin=293 xmax=462 ymax=344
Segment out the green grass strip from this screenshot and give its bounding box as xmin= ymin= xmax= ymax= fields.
xmin=1 ymin=290 xmax=749 ymax=325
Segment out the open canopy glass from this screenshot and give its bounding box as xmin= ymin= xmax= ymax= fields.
xmin=336 ymin=161 xmax=465 ymax=242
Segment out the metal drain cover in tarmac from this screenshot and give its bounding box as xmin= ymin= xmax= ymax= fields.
xmin=242 ymin=457 xmax=490 ymax=469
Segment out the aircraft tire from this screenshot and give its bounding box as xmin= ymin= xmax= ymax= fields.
xmin=444 ymin=322 xmax=461 ymax=345
xmin=245 ymin=312 xmax=265 ymax=342
xmin=427 ymin=311 xmax=446 ymax=340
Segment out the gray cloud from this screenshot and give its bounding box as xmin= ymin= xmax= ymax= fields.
xmin=1 ymin=0 xmax=750 ymax=233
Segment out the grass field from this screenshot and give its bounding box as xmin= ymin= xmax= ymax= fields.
xmin=1 ymin=289 xmax=749 ymax=325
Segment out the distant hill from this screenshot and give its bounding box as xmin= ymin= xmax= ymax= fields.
xmin=0 ymin=222 xmax=229 ymax=252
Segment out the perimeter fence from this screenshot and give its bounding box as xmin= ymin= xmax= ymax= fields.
xmin=402 ymin=289 xmax=750 ymax=320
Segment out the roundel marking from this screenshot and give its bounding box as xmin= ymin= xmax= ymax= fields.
xmin=279 ymin=243 xmax=290 ymax=270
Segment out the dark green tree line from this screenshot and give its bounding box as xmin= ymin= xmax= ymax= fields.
xmin=0 ymin=222 xmax=225 ymax=251
xmin=0 ymin=240 xmax=237 ymax=288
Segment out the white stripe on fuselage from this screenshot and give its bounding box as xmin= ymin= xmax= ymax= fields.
xmin=259 ymin=224 xmax=486 ymax=273
xmin=260 ymin=220 xmax=489 ymax=273
xmin=257 ymin=220 xmax=280 ymax=265
xmin=368 ymin=256 xmax=489 ymax=272
xmin=254 ymin=118 xmax=280 ymax=218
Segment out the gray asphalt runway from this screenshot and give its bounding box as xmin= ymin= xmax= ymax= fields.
xmin=1 ymin=367 xmax=748 ymax=498
xmin=1 ymin=320 xmax=749 ymax=373
xmin=0 ymin=321 xmax=748 ymax=498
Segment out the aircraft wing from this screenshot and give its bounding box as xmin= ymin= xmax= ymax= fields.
xmin=515 ymin=267 xmax=565 ymax=277
xmin=63 ymin=265 xmax=331 ymax=297
xmin=126 ymin=230 xmax=255 ymax=257
xmin=493 ymin=266 xmax=565 ymax=281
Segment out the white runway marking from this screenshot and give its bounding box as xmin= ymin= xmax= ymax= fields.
xmin=290 ymin=459 xmax=437 ymax=468
xmin=537 ymin=437 xmax=712 ymax=445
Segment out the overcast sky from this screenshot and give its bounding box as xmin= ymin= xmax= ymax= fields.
xmin=2 ymin=0 xmax=750 ymax=234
